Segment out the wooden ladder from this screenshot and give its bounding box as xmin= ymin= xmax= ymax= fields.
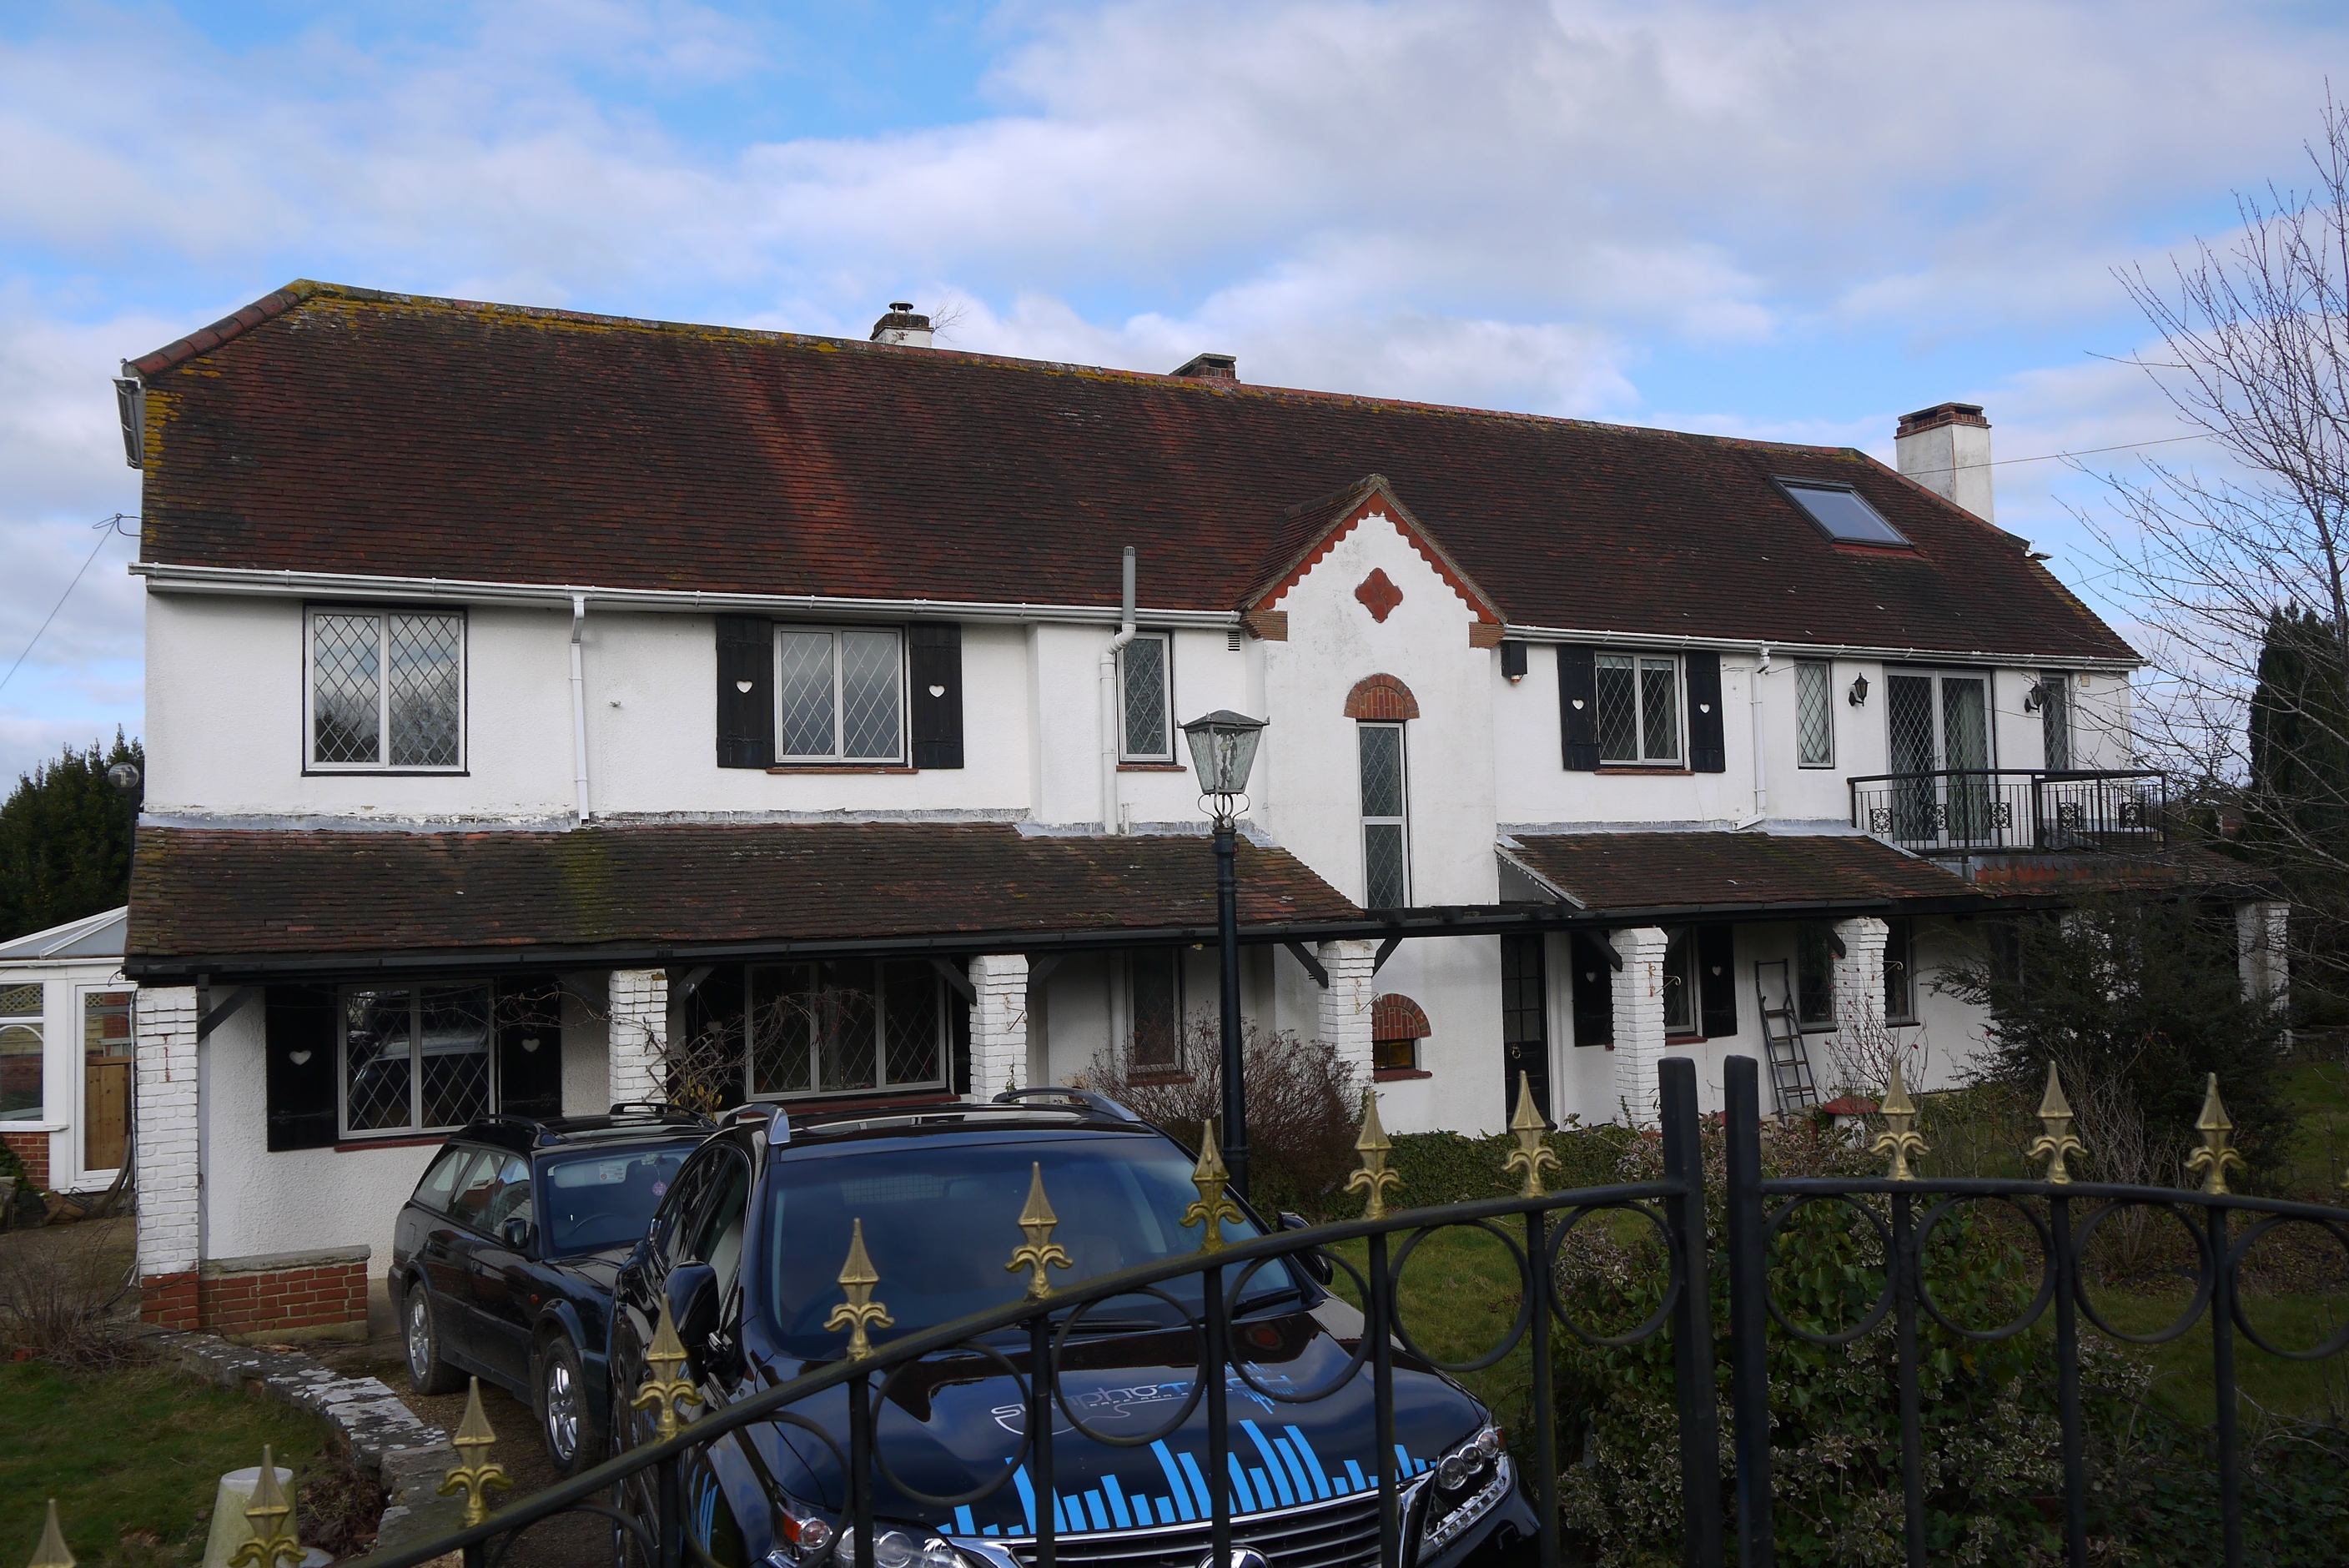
xmin=1752 ymin=958 xmax=1819 ymax=1114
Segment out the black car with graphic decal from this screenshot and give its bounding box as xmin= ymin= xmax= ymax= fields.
xmin=390 ymin=1107 xmax=712 ymax=1474
xmin=606 ymin=1092 xmax=1534 ymax=1568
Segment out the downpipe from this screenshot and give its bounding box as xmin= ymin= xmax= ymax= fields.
xmin=570 ymin=593 xmax=592 ymax=822
xmin=1737 ymin=644 xmax=1772 ymax=830
xmin=1098 ymin=547 xmax=1138 ymax=833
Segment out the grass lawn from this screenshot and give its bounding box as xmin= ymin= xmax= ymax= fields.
xmin=1325 ymin=1222 xmax=1550 ymax=1435
xmin=0 ymin=1361 xmax=334 ymax=1568
xmin=2276 ymin=1057 xmax=2349 ymax=1195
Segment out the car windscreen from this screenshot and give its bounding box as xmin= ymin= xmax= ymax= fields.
xmin=762 ymin=1133 xmax=1298 ymax=1355
xmin=539 ymin=1143 xmax=697 ymax=1256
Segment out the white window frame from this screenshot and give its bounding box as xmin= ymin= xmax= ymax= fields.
xmin=772 ymin=626 xmax=908 ymax=764
xmin=1794 ymin=659 xmax=1835 ymax=768
xmin=304 ymin=606 xmax=469 ymax=773
xmin=1594 ymin=652 xmax=1684 ymax=766
xmin=1359 ymin=721 xmax=1411 ymax=907
xmin=73 ymin=983 xmax=135 ymax=1180
xmin=337 ymin=983 xmax=497 ymax=1141
xmin=0 ymin=980 xmax=44 ymax=1128
xmin=1117 ymin=631 xmax=1175 ymax=762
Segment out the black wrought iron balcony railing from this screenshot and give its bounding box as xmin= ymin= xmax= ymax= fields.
xmin=1849 ymin=769 xmax=2168 ymax=853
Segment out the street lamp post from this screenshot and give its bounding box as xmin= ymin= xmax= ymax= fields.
xmin=1180 ymin=710 xmax=1268 ymax=1201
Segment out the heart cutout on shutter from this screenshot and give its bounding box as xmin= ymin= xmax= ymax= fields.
xmin=736 ymin=680 xmax=753 ymax=694
xmin=1572 ymin=699 xmax=1586 ymax=710
xmin=1699 ymin=703 xmax=1712 ymax=713
xmin=288 ymin=1050 xmax=312 ymax=1067
xmin=928 ymin=685 xmax=946 ymax=698
xmin=521 ymin=1037 xmax=541 ymax=1053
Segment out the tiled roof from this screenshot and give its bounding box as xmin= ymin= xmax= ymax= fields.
xmin=131 ymin=282 xmax=2135 ymax=664
xmin=123 ymin=822 xmax=1360 ymax=973
xmin=1502 ymin=832 xmax=1975 ymax=912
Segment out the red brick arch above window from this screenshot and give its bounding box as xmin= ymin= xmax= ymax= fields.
xmin=1345 ymin=674 xmax=1420 ymax=721
xmin=1372 ymin=994 xmax=1431 ymax=1043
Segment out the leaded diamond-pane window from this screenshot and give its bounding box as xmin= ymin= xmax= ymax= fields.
xmin=340 ymin=983 xmax=492 ymax=1138
xmin=773 ymin=628 xmax=903 ymax=762
xmin=1359 ymin=721 xmax=1409 ymax=907
xmin=1130 ymin=950 xmax=1181 ymax=1069
xmin=1795 ymin=660 xmax=1833 ymax=767
xmin=745 ymin=959 xmax=947 ymax=1099
xmin=1119 ymin=634 xmax=1172 ymax=760
xmin=1596 ymin=653 xmax=1680 ymax=763
xmin=308 ymin=609 xmax=465 ymax=770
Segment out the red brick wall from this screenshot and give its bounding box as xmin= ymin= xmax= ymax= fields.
xmin=139 ymin=1270 xmax=200 ymax=1330
xmin=138 ymin=1258 xmax=370 ymax=1337
xmin=0 ymin=1130 xmax=48 ymax=1191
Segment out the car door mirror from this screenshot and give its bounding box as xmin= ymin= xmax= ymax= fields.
xmin=500 ymin=1216 xmax=536 ymax=1253
xmin=1278 ymin=1212 xmax=1335 ymax=1286
xmin=666 ymin=1261 xmax=720 ymax=1364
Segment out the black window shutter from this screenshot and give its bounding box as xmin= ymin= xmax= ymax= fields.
xmin=1568 ymin=932 xmax=1614 ymax=1047
xmin=496 ymin=981 xmax=565 ymax=1119
xmin=715 ymin=616 xmax=773 ymax=768
xmin=908 ymin=622 xmax=964 ymax=770
xmin=265 ymin=985 xmax=340 ymax=1151
xmin=1698 ymin=924 xmax=1738 ymax=1038
xmin=1687 ymin=651 xmax=1727 ymax=772
xmin=1558 ymin=646 xmax=1599 ymax=771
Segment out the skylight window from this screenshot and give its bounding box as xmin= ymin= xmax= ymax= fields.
xmin=1777 ymin=479 xmax=1910 ymax=546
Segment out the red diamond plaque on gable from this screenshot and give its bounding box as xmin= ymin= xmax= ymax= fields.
xmin=1356 ymin=569 xmax=1403 ymax=623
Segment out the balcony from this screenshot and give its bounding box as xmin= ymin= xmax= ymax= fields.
xmin=1849 ymin=769 xmax=2168 ymax=853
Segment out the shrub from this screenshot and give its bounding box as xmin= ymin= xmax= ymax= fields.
xmin=1081 ymin=1017 xmax=1360 ymax=1219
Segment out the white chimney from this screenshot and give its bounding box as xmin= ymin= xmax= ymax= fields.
xmin=870 ymin=302 xmax=933 ymax=349
xmin=1895 ymin=402 xmax=1993 ymax=523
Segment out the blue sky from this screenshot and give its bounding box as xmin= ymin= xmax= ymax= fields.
xmin=3 ymin=0 xmax=2346 ymax=781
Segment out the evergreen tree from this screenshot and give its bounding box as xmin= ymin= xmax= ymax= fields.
xmin=0 ymin=731 xmax=143 ymax=942
xmin=2246 ymin=604 xmax=2349 ymax=851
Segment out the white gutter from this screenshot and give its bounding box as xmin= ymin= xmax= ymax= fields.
xmin=569 ymin=593 xmax=591 ymax=822
xmin=1738 ymin=645 xmax=1773 ymax=829
xmin=1099 ymin=547 xmax=1139 ymax=834
xmin=131 ymin=561 xmax=1245 ymax=634
xmin=1497 ymin=621 xmax=2138 ymax=674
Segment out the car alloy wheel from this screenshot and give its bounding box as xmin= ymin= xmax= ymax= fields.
xmin=405 ymin=1286 xmax=464 ymax=1395
xmin=544 ymin=1349 xmax=579 ymax=1465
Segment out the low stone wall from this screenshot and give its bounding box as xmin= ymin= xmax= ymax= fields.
xmin=156 ymin=1330 xmax=468 ymax=1556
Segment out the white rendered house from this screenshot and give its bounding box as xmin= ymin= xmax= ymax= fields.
xmin=110 ymin=284 xmax=2257 ymax=1339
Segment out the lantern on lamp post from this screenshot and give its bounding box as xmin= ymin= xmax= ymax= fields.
xmin=1180 ymin=709 xmax=1268 ymax=1200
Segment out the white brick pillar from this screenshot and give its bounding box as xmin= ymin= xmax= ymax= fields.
xmin=1316 ymin=939 xmax=1378 ymax=1088
xmin=968 ymin=953 xmax=1029 ymax=1100
xmin=2237 ymin=901 xmax=2290 ymax=1011
xmin=134 ymin=985 xmax=201 ymax=1326
xmin=607 ymin=968 xmax=669 ymax=1108
xmin=1832 ymin=917 xmax=1889 ymax=1033
xmin=1610 ymin=927 xmax=1669 ymax=1127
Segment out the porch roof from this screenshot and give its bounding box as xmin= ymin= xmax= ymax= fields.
xmin=123 ymin=822 xmax=1361 ymax=982
xmin=1499 ymin=830 xmax=1974 ymax=913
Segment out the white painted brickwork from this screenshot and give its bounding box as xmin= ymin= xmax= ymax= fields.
xmin=1832 ymin=917 xmax=1889 ymax=1040
xmin=1609 ymin=927 xmax=1670 ymax=1127
xmin=606 ymin=968 xmax=668 ymax=1107
xmin=1316 ymin=939 xmax=1378 ymax=1089
xmin=134 ymin=985 xmax=201 ymax=1277
xmin=968 ymin=953 xmax=1029 ymax=1099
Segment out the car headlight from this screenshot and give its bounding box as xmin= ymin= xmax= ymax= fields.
xmin=1417 ymin=1425 xmax=1510 ymax=1557
xmin=829 ymin=1526 xmax=964 ymax=1568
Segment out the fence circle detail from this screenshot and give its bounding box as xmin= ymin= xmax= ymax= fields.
xmin=1222 ymin=1248 xmax=1376 ymax=1404
xmin=1545 ymin=1200 xmax=1683 ymax=1348
xmin=2071 ymin=1199 xmax=2216 ymax=1344
xmin=1912 ymin=1194 xmax=2057 ymax=1343
xmin=1045 ymin=1285 xmax=1211 ymax=1447
xmin=872 ymin=1344 xmax=1034 ymax=1507
xmin=2226 ymin=1214 xmax=2349 ymax=1361
xmin=1763 ymin=1194 xmax=1897 ymax=1346
xmin=1389 ymin=1219 xmax=1535 ymax=1372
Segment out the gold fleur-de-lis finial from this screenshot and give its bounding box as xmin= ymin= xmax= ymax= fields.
xmin=27 ymin=1499 xmax=73 ymax=1568
xmin=824 ymin=1219 xmax=895 ymax=1358
xmin=438 ymin=1379 xmax=513 ymax=1529
xmin=2186 ymin=1073 xmax=2246 ymax=1196
xmin=1869 ymin=1060 xmax=1928 ymax=1182
xmin=226 ymin=1448 xmax=303 ymax=1568
xmin=1181 ymin=1119 xmax=1246 ymax=1253
xmin=1005 ymin=1162 xmax=1074 ymax=1299
xmin=1502 ymin=1072 xmax=1560 ymax=1199
xmin=2025 ymin=1061 xmax=2087 ymax=1184
xmin=1344 ymin=1088 xmax=1403 ymax=1220
xmin=631 ymin=1301 xmax=706 ymax=1442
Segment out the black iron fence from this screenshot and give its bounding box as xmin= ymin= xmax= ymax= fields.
xmin=1848 ymin=768 xmax=2168 ymax=852
xmin=112 ymin=1052 xmax=2346 ymax=1568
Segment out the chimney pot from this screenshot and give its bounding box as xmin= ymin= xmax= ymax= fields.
xmin=1170 ymin=352 xmax=1238 ymax=381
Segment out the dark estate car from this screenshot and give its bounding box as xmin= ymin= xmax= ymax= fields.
xmin=390 ymin=1107 xmax=712 ymax=1473
xmin=607 ymin=1093 xmax=1537 ymax=1568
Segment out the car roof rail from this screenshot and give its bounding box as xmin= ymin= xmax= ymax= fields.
xmin=606 ymin=1100 xmax=711 ymax=1123
xmin=991 ymin=1086 xmax=1144 ymax=1123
